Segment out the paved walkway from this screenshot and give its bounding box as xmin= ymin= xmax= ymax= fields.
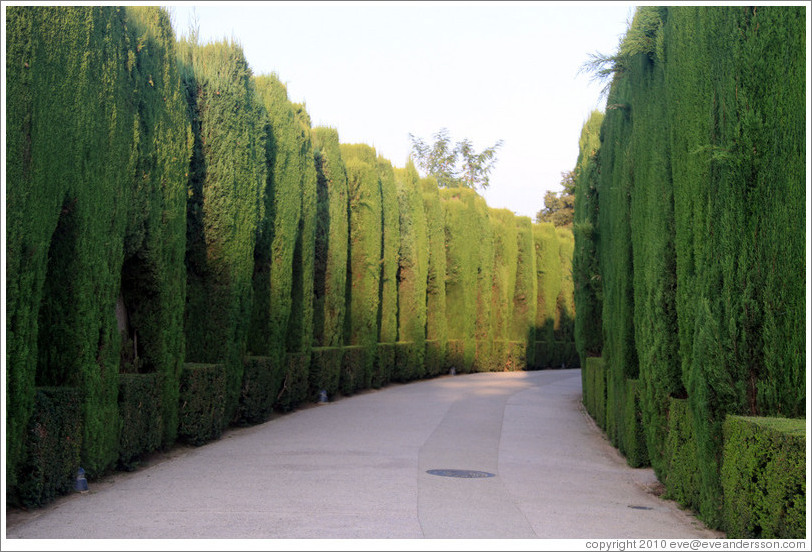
xmin=4 ymin=369 xmax=722 ymax=542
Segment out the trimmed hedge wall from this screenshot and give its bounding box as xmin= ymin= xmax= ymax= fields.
xmin=394 ymin=162 xmax=429 ymax=376
xmin=721 ymin=416 xmax=805 ymax=539
xmin=14 ymin=388 xmax=83 ymax=508
xmin=178 ymin=363 xmax=226 ymax=446
xmin=309 ymin=347 xmax=343 ymax=402
xmin=238 ymin=356 xmax=283 ymax=425
xmin=421 ymin=177 xmax=448 ymax=375
xmin=574 ymin=6 xmax=806 ymax=532
xmin=312 ymin=127 xmax=349 ymax=349
xmin=117 ymin=373 xmax=163 ymax=471
xmin=179 ymin=38 xmax=265 ymax=427
xmin=6 ymin=5 xmax=582 ymax=508
xmin=663 ymin=398 xmax=701 ymax=512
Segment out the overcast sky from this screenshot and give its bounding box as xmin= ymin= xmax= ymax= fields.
xmin=168 ymin=1 xmax=636 ymax=219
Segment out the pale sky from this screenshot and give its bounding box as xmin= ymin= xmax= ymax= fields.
xmin=169 ymin=1 xmax=636 ymax=219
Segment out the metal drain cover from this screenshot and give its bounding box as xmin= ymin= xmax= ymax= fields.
xmin=628 ymin=505 xmax=653 ymax=510
xmin=426 ymin=469 xmax=495 ymax=478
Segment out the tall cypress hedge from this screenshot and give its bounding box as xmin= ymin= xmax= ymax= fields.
xmin=440 ymin=188 xmax=485 ymax=372
xmin=511 ymin=217 xmax=538 ymax=370
xmin=118 ymin=6 xmax=192 ymax=450
xmin=6 ymin=6 xmax=144 ymax=487
xmin=393 ymin=162 xmax=429 ymax=380
xmin=572 ymin=111 xmax=604 ymax=371
xmin=421 ymin=176 xmax=448 ymax=376
xmin=490 ymin=208 xmax=519 ymax=367
xmin=312 ymin=127 xmax=349 ymax=349
xmin=576 ymin=5 xmax=806 ymax=530
xmin=341 ymin=143 xmax=382 ymax=390
xmin=377 ymin=156 xmax=400 ymax=348
xmin=533 ymin=222 xmax=561 ymax=345
xmin=666 ymin=6 xmax=806 ymax=526
xmin=249 ymin=75 xmax=300 ymax=360
xmin=179 ymin=38 xmax=266 ymax=426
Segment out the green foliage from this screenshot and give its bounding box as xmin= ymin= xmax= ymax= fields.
xmin=312 ymin=127 xmax=349 ymax=348
xmin=180 ymin=39 xmax=265 ymax=425
xmin=583 ymin=357 xmax=606 ymax=429
xmin=249 ymin=75 xmax=300 ymax=361
xmin=378 ymin=156 xmax=400 ymax=346
xmin=421 ymin=176 xmax=448 ymax=370
xmin=663 ymin=398 xmax=701 ymax=511
xmin=535 ymin=171 xmax=575 ymax=227
xmin=393 ymin=342 xmax=422 ymax=382
xmin=532 ymin=223 xmax=561 ymax=344
xmin=122 ymin=5 xmax=192 ymax=449
xmin=275 ymin=353 xmax=310 ymax=412
xmin=309 ymin=347 xmax=343 ymax=401
xmin=5 ymin=5 xmax=165 ymax=485
xmin=14 ymin=388 xmax=83 ymax=508
xmin=341 ymin=144 xmax=382 ymax=368
xmin=373 ymin=343 xmax=396 ymax=389
xmin=512 ymin=217 xmax=537 ymax=369
xmin=238 ymin=356 xmax=284 ymax=425
xmin=721 ymin=416 xmax=806 ymax=539
xmin=572 ymin=111 xmax=604 ymax=367
xmin=440 ymin=188 xmax=487 ymax=372
xmin=177 ymin=363 xmax=226 ymax=446
xmin=622 ymin=379 xmax=649 ymax=468
xmin=117 ymin=373 xmax=163 ymax=471
xmin=394 ymin=162 xmax=429 ymax=371
xmin=490 ymin=209 xmax=519 ymax=350
xmin=285 ymin=105 xmax=317 ymax=356
xmin=339 ymin=345 xmax=367 ymax=396
xmin=409 ymin=128 xmax=503 ymax=191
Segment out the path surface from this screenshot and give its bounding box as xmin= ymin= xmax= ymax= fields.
xmin=5 ymin=369 xmax=722 ymax=540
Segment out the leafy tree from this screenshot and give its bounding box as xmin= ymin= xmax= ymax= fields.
xmin=408 ymin=128 xmax=503 ymax=191
xmin=535 ymin=171 xmax=575 ymax=227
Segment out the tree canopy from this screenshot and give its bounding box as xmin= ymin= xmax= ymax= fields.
xmin=408 ymin=128 xmax=503 ymax=191
xmin=535 ymin=171 xmax=574 ymax=227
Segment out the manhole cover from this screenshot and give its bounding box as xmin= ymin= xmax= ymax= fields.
xmin=628 ymin=505 xmax=653 ymax=510
xmin=426 ymin=469 xmax=495 ymax=478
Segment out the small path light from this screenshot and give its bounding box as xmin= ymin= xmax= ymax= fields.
xmin=74 ymin=467 xmax=88 ymax=493
xmin=449 ymin=367 xmax=456 ymax=376
xmin=318 ymin=390 xmax=328 ymax=404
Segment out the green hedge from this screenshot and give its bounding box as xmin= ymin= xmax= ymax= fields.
xmin=533 ymin=341 xmax=578 ymax=369
xmin=373 ymin=343 xmax=395 ymax=389
xmin=341 ymin=144 xmax=382 ymax=360
xmin=622 ymin=379 xmax=648 ymax=468
xmin=309 ymin=347 xmax=343 ymax=402
xmin=14 ymin=388 xmax=83 ymax=508
xmin=312 ymin=127 xmax=349 ymax=349
xmin=377 ymin=157 xmax=400 ymax=346
xmin=394 ymin=162 xmax=429 ymax=371
xmin=572 ymin=111 xmax=604 ymax=366
xmin=490 ymin=209 xmax=519 ymax=350
xmin=421 ymin=177 xmax=448 ymax=375
xmin=117 ymin=373 xmax=163 ymax=471
xmin=340 ymin=345 xmax=367 ymax=396
xmin=513 ymin=217 xmax=538 ymax=363
xmin=584 ymin=357 xmax=606 ymax=430
xmin=275 ymin=352 xmax=311 ymax=412
xmin=441 ymin=188 xmax=484 ymax=373
xmin=721 ymin=416 xmax=806 ymax=539
xmin=424 ymin=339 xmax=447 ymax=378
xmin=663 ymin=398 xmax=700 ymax=512
xmin=6 ymin=5 xmax=140 ymax=484
xmin=178 ymin=363 xmax=226 ymax=446
xmin=179 ymin=39 xmax=265 ymax=426
xmin=391 ymin=342 xmax=417 ymax=382
xmin=238 ymin=356 xmax=284 ymax=425
xmin=532 ymin=222 xmax=561 ymax=345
